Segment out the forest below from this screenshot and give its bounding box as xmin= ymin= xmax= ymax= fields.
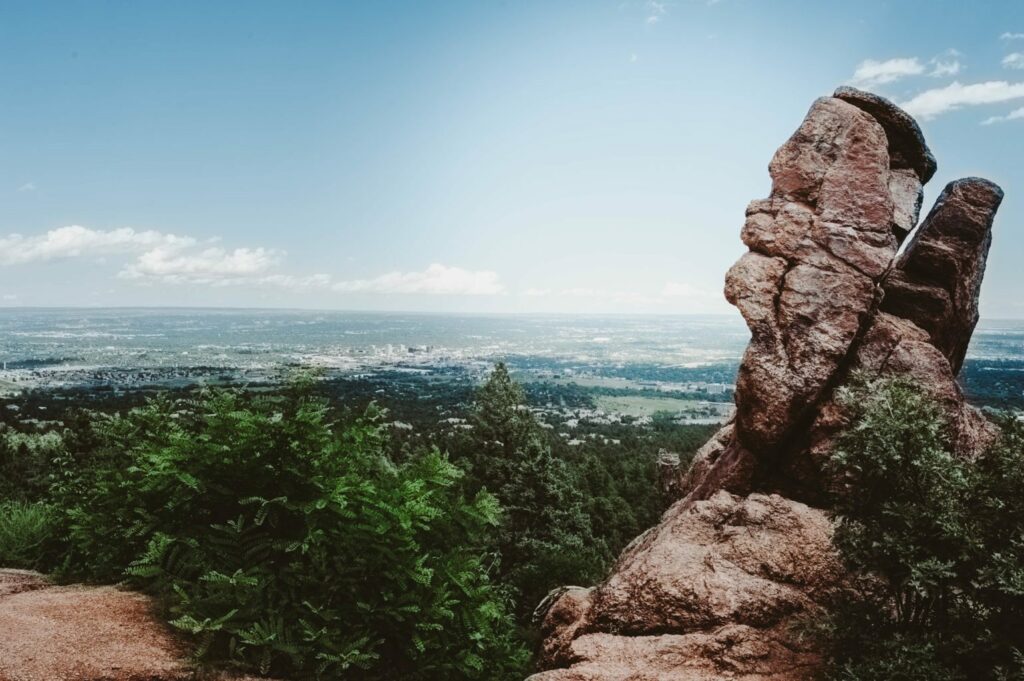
xmin=2 ymin=358 xmax=1024 ymax=680
xmin=0 ymin=364 xmax=716 ymax=679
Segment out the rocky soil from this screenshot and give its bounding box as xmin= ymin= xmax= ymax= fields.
xmin=0 ymin=570 xmax=266 ymax=681
xmin=529 ymin=87 xmax=1003 ymax=681
xmin=0 ymin=570 xmax=191 ymax=681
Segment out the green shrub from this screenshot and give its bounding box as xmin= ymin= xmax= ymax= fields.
xmin=52 ymin=385 xmax=527 ymax=680
xmin=0 ymin=500 xmax=58 ymax=570
xmin=822 ymin=375 xmax=1024 ymax=681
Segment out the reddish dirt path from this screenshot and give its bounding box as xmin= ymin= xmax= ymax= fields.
xmin=0 ymin=569 xmax=190 ymax=681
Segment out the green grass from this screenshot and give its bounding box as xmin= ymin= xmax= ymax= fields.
xmin=0 ymin=500 xmax=57 ymax=570
xmin=551 ymin=375 xmax=640 ymax=390
xmin=594 ymin=394 xmax=699 ymax=416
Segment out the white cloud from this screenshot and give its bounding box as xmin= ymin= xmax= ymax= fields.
xmin=662 ymin=281 xmax=734 ymax=312
xmin=0 ymin=224 xmax=290 ymax=288
xmin=332 ymin=264 xmax=504 ymax=295
xmin=645 ymin=0 xmax=667 ymax=24
xmin=257 ymin=273 xmax=333 ymax=290
xmin=121 ymin=256 xmax=505 ymax=296
xmin=561 ymin=287 xmax=601 ymax=297
xmin=0 ymin=225 xmax=508 ymax=299
xmin=524 ymin=288 xmax=552 ymax=297
xmin=661 ymin=281 xmax=717 ymax=299
xmin=900 ymin=81 xmax=1024 ymax=119
xmin=850 ymin=57 xmax=925 ymax=87
xmin=2 ymin=294 xmax=17 ymax=302
xmin=119 ymin=246 xmax=282 ymax=284
xmin=0 ymin=226 xmax=196 ymax=266
xmin=1003 ymin=53 xmax=1024 ymax=70
xmin=16 ymin=182 xmax=36 ymax=193
xmin=848 ymin=51 xmax=960 ymax=88
xmin=981 ymin=106 xmax=1024 ymax=125
xmin=929 ymin=55 xmax=961 ymax=78
xmin=1001 ymin=32 xmax=1024 ymax=40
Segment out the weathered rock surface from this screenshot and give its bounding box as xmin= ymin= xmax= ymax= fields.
xmin=530 ymin=626 xmax=821 ymax=681
xmin=532 ymin=493 xmax=838 ymax=680
xmin=833 ymin=86 xmax=937 ymax=184
xmin=531 ymin=87 xmax=1003 ymax=680
xmin=730 ymin=94 xmax=895 ymax=458
xmin=775 ymin=176 xmax=1003 ymax=497
xmin=675 ymin=88 xmax=1001 ymax=505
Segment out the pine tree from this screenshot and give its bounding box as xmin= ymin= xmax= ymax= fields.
xmin=468 ymin=363 xmax=606 ymax=620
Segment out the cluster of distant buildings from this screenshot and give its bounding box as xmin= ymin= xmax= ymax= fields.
xmin=529 ymin=367 xmax=735 ymax=397
xmin=643 ymin=380 xmax=732 ymax=395
xmin=0 ymin=364 xmax=280 ymax=397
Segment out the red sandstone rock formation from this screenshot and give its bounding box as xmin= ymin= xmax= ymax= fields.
xmin=530 ymin=87 xmax=1003 ymax=681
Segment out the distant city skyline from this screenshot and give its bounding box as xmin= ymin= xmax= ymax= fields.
xmin=1 ymin=1 xmax=1022 ymax=317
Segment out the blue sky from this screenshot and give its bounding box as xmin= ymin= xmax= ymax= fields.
xmin=0 ymin=0 xmax=1021 ymax=316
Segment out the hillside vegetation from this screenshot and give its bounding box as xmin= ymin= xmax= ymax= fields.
xmin=5 ymin=365 xmax=1022 ymax=679
xmin=0 ymin=365 xmax=708 ymax=679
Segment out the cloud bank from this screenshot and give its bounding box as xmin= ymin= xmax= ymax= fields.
xmin=1004 ymin=53 xmax=1024 ymax=70
xmin=900 ymin=81 xmax=1024 ymax=119
xmin=331 ymin=264 xmax=505 ymax=295
xmin=120 ymin=247 xmax=282 ymax=284
xmin=0 ymin=225 xmax=745 ymax=311
xmin=0 ymin=225 xmax=506 ymax=298
xmin=851 ymin=57 xmax=925 ymax=87
xmin=982 ymin=106 xmax=1024 ymax=125
xmin=0 ymin=226 xmax=195 ymax=265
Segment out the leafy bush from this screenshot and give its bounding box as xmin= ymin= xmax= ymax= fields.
xmin=51 ymin=384 xmax=527 ymax=679
xmin=822 ymin=375 xmax=1024 ymax=681
xmin=0 ymin=500 xmax=58 ymax=570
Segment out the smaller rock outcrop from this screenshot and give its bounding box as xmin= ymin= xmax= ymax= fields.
xmin=532 ymin=493 xmax=839 ymax=681
xmin=883 ymin=177 xmax=1003 ymax=374
xmin=657 ymin=449 xmax=683 ymax=497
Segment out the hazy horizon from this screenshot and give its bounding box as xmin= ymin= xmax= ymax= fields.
xmin=2 ymin=305 xmax=1023 ymax=322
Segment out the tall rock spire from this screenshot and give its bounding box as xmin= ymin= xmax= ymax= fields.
xmin=529 ymin=87 xmax=1003 ymax=681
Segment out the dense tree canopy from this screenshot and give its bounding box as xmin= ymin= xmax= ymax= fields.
xmin=0 ymin=365 xmax=716 ymax=677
